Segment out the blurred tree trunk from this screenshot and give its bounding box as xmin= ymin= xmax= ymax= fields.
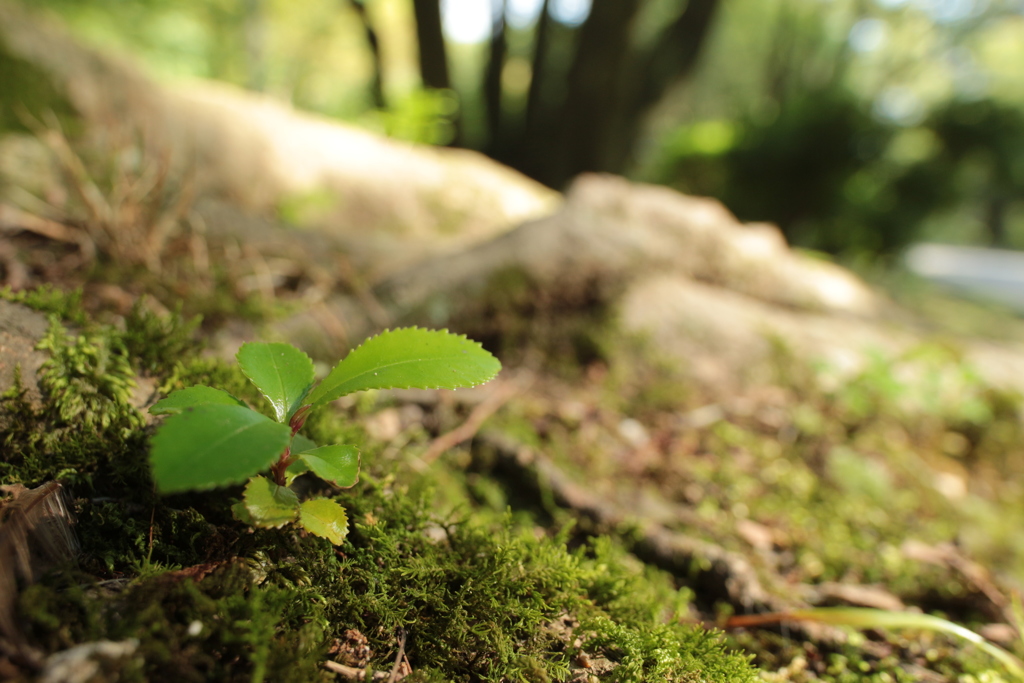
xmin=412 ymin=0 xmax=451 ymax=90
xmin=408 ymin=0 xmax=721 ymax=187
xmin=552 ymin=0 xmax=644 ymax=186
xmin=525 ymin=0 xmax=553 ymax=132
xmin=484 ymin=0 xmax=507 ymax=151
xmin=518 ymin=0 xmax=555 ymax=176
xmin=611 ymin=0 xmax=721 ymax=170
xmin=347 ymin=0 xmax=386 ymax=109
xmin=505 ymin=0 xmax=721 ymax=188
xmin=412 ymin=0 xmax=460 ymax=143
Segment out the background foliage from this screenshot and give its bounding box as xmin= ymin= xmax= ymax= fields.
xmin=26 ymin=0 xmax=1024 ymax=254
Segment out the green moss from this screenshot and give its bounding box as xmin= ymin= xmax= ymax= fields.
xmin=20 ymin=562 xmax=328 ymax=683
xmin=3 ymin=286 xmax=757 ymax=681
xmin=0 ymin=289 xmax=238 ymax=578
xmin=0 ymin=287 xmax=201 ymax=489
xmin=121 ymin=302 xmax=202 ymax=375
xmin=34 ymin=317 xmax=140 ymax=431
xmin=731 ymin=627 xmax=1020 ymax=682
xmin=0 ymin=366 xmax=146 ymax=493
xmin=9 ymin=283 xmax=1019 ymax=681
xmin=299 ymin=480 xmax=756 ymax=682
xmin=0 ymin=284 xmax=89 ymax=324
xmin=576 ymin=335 xmax=1024 ymax=592
xmin=14 ymin=474 xmax=757 ymax=682
xmin=459 ymin=323 xmax=1024 ymax=678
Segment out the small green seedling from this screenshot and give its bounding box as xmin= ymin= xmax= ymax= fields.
xmin=148 ymin=328 xmax=501 ymax=544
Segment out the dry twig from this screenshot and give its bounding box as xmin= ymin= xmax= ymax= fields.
xmin=418 ymin=371 xmax=533 ymax=467
xmin=388 ymin=628 xmax=408 ymax=683
xmin=323 ymin=661 xmax=398 ymax=681
xmin=16 ymin=110 xmax=194 ymax=272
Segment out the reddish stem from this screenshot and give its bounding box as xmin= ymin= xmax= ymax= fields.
xmin=271 ymin=445 xmax=293 ymax=486
xmin=271 ymin=405 xmax=313 ymax=485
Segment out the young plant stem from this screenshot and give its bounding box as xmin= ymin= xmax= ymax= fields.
xmin=272 ymin=404 xmax=312 ymax=485
xmin=271 ymin=446 xmax=293 ymax=486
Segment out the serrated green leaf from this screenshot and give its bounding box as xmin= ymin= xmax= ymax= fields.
xmin=150 ymin=386 xmax=247 ymax=415
xmin=292 ymin=433 xmax=318 ymax=453
xmin=241 ymin=475 xmax=299 ymax=528
xmin=305 ymin=328 xmax=501 ymax=407
xmin=298 ymin=498 xmax=348 ymax=545
xmin=150 ymin=404 xmax=291 ymax=493
xmin=297 ymin=445 xmax=360 ymax=488
xmin=231 ymin=500 xmax=254 ymax=525
xmin=284 ymin=458 xmax=309 ymax=485
xmin=236 ymin=342 xmax=315 ymax=422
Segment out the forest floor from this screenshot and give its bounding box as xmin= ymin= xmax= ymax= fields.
xmin=3 ymin=207 xmax=1024 ymax=683
xmin=4 ymin=3 xmax=1024 ymax=676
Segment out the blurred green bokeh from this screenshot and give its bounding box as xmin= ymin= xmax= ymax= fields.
xmin=27 ymin=0 xmax=1024 ymax=256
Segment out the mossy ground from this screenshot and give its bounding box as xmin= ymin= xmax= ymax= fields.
xmin=5 ymin=33 xmax=1021 ymax=679
xmin=1 ymin=287 xmax=758 ymax=682
xmin=466 ymin=330 xmax=1024 ymax=682
xmin=5 ymin=283 xmax=1024 ymax=682
xmin=3 ymin=230 xmax=1024 ymax=681
xmin=387 ymin=263 xmax=1024 ymax=681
